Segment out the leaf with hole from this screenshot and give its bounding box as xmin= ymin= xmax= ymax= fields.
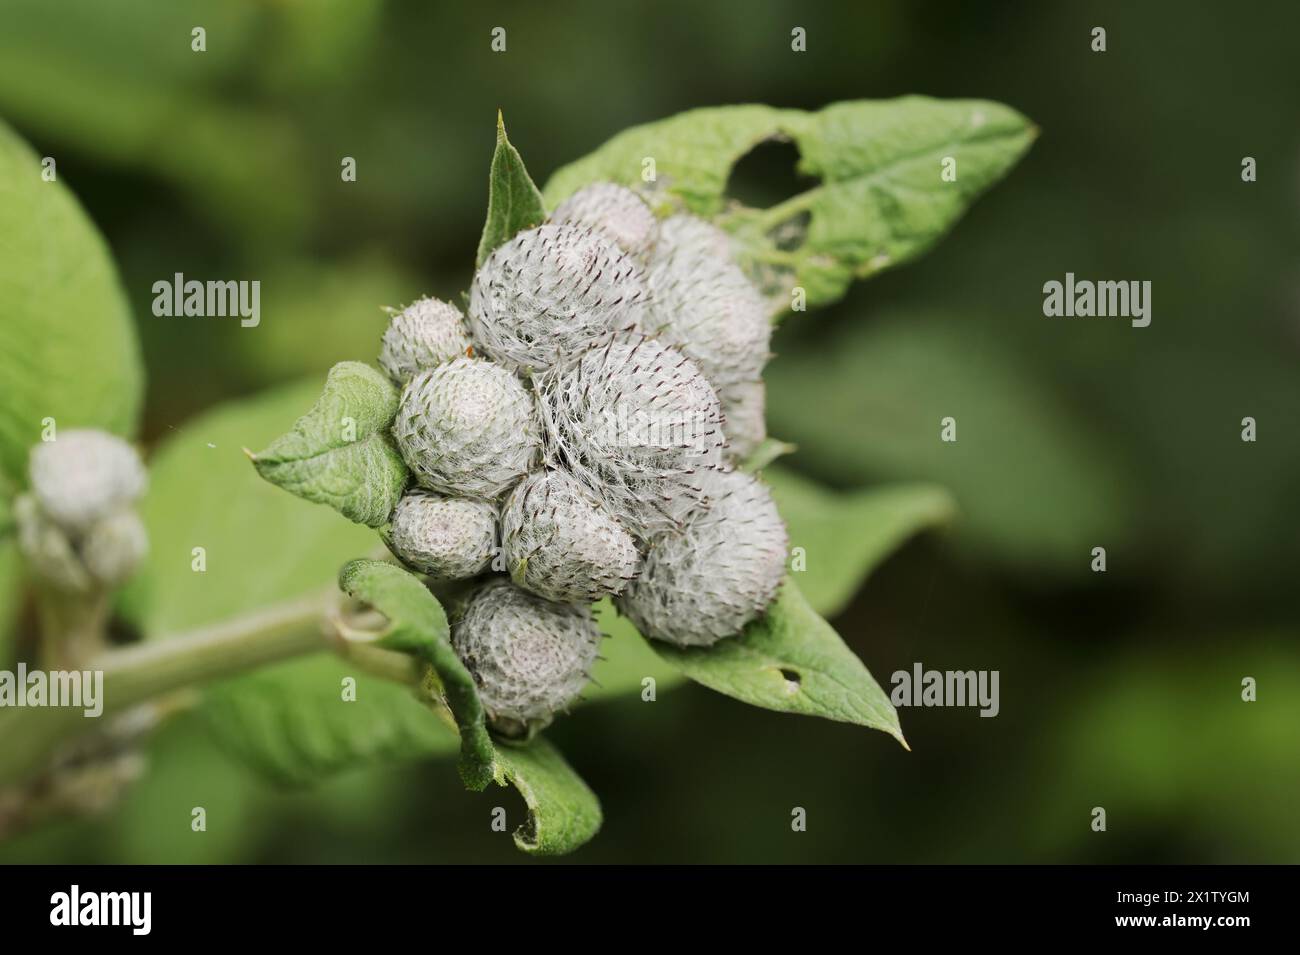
xmin=338 ymin=558 xmax=493 ymax=790
xmin=476 ymin=112 xmax=547 ymax=268
xmin=543 ymin=97 xmax=1035 ymax=312
xmin=249 ymin=361 xmax=408 ymax=528
xmin=650 ymin=579 xmax=905 ymax=746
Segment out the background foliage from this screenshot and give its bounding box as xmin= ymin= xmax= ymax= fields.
xmin=0 ymin=0 xmax=1297 ymax=862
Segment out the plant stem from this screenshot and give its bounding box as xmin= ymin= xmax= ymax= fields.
xmin=0 ymin=591 xmax=341 ymax=786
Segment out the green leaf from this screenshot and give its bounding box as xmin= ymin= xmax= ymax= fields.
xmin=543 ymin=97 xmax=1035 ymax=311
xmin=767 ymin=466 xmax=955 ymax=618
xmin=475 ymin=111 xmax=546 ymax=268
xmin=651 ymin=580 xmax=905 ymax=746
xmin=0 ymin=118 xmax=143 ymax=482
xmin=338 ymin=558 xmax=493 ymax=790
xmin=202 ymin=654 xmax=458 ymax=788
xmin=250 ymin=361 xmax=408 ymax=528
xmin=492 ymin=736 xmax=602 ymax=855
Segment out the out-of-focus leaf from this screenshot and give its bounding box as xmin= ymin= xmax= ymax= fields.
xmin=651 ymin=580 xmax=905 ymax=745
xmin=0 ymin=537 xmax=21 ymax=668
xmin=0 ymin=119 xmax=142 ymax=482
xmin=766 ymin=313 xmax=1136 ymax=572
xmin=338 ymin=559 xmax=492 ymax=790
xmin=1033 ymin=642 xmax=1300 ymax=861
xmin=767 ymin=466 xmax=955 ymax=618
xmin=0 ymin=0 xmax=310 ymax=241
xmin=492 ymin=736 xmax=602 ymax=855
xmin=250 ymin=362 xmax=408 ymax=528
xmin=230 ymin=255 xmax=420 ymax=383
xmin=544 ymin=97 xmax=1034 ymax=309
xmin=476 ymin=113 xmax=546 ymax=268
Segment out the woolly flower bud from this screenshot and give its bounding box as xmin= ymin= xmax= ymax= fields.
xmin=386 ymin=490 xmax=496 ymax=579
xmin=82 ymin=509 xmax=149 ymax=587
xmin=393 ymin=357 xmax=540 ymax=500
xmin=646 ymin=215 xmax=772 ymax=390
xmin=14 ymin=494 xmax=90 ymax=592
xmin=28 ymin=430 xmax=146 ymax=534
xmin=452 ymin=580 xmax=600 ymax=724
xmin=617 ymin=468 xmax=787 ymax=647
xmin=501 ymin=469 xmax=640 ymax=602
xmin=537 ymin=334 xmax=724 ymax=539
xmin=721 ymin=380 xmax=767 ymax=462
xmin=549 ymin=183 xmax=657 ymax=257
xmin=378 ymin=296 xmax=473 ymax=383
xmin=468 ymin=223 xmax=651 ymax=373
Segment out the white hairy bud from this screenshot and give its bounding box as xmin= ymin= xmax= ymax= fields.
xmin=14 ymin=494 xmax=91 ymax=592
xmin=721 ymin=380 xmax=767 ymax=462
xmin=28 ymin=430 xmax=146 ymax=534
xmin=500 ymin=469 xmax=640 ymax=602
xmin=81 ymin=509 xmax=149 ymax=587
xmin=536 ymin=334 xmax=725 ymax=539
xmin=645 ymin=215 xmax=772 ymax=390
xmin=393 ymin=357 xmax=540 ymax=500
xmin=378 ymin=296 xmax=473 ymax=383
xmin=386 ymin=490 xmax=497 ymax=579
xmin=549 ymin=183 xmax=657 ymax=257
xmin=452 ymin=580 xmax=600 ymax=724
xmin=468 ymin=223 xmax=651 ymax=373
xmin=617 ymin=469 xmax=787 ymax=647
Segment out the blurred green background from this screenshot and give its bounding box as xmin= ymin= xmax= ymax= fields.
xmin=1 ymin=0 xmax=1297 ymax=862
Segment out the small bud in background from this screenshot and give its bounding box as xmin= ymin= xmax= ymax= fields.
xmin=28 ymin=430 xmax=146 ymax=534
xmin=81 ymin=509 xmax=149 ymax=587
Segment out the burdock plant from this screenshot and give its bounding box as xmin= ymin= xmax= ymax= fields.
xmin=0 ymin=101 xmax=1034 ymax=854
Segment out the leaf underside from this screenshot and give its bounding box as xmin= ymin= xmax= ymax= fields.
xmin=492 ymin=736 xmax=602 ymax=855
